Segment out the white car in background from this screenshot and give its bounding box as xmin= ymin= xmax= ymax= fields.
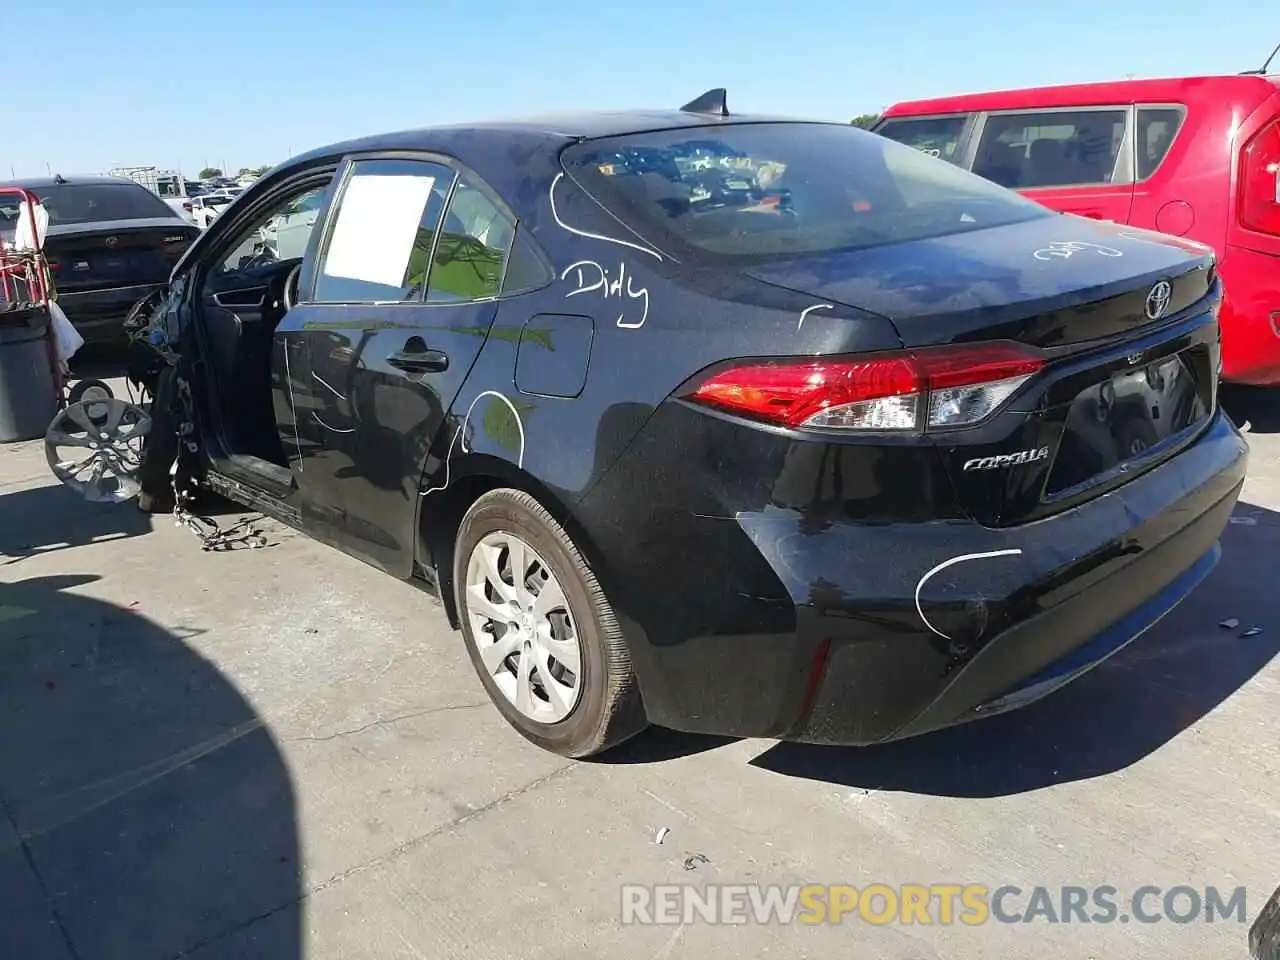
xmin=220 ymin=185 xmax=324 ymax=267
xmin=189 ymin=194 xmax=235 ymax=228
xmin=259 ymin=188 xmax=322 ymax=258
xmin=156 ymin=176 xmax=207 ymax=223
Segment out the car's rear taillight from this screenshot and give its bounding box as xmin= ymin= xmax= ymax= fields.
xmin=1238 ymin=117 xmax=1280 ymax=236
xmin=684 ymin=343 xmax=1044 ymax=433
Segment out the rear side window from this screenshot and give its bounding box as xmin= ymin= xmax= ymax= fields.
xmin=972 ymin=109 xmax=1128 ymax=189
xmin=1136 ymin=107 xmax=1186 ymax=180
xmin=500 ymin=226 xmax=553 ymax=296
xmin=426 ymin=176 xmax=515 ymax=303
xmin=875 ymin=115 xmax=970 ymax=164
xmin=562 ymin=122 xmax=1049 ymax=263
xmin=14 ymin=183 xmax=178 ymax=224
xmin=313 ymin=158 xmax=455 ymax=303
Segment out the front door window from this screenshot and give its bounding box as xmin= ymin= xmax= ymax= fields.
xmin=217 ymin=184 xmax=329 ymax=275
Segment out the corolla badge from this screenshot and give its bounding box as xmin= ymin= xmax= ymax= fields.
xmin=963 ymin=447 xmax=1050 ymax=472
xmin=1144 ymin=280 xmax=1173 ymax=320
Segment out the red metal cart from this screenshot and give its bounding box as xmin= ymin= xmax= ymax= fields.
xmin=0 ymin=186 xmax=61 ymax=400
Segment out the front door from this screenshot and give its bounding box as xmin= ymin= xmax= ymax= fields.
xmin=278 ymin=156 xmax=518 ymax=576
xmin=188 ymin=176 xmax=337 ymax=479
xmin=969 ymin=107 xmax=1137 ymax=224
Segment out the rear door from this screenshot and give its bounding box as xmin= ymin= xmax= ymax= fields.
xmin=968 ymin=106 xmax=1136 ymax=223
xmin=873 ymin=113 xmax=976 ymax=166
xmin=280 ymin=154 xmax=519 ymax=576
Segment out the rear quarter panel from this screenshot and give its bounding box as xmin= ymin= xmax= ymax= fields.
xmin=1130 ymin=81 xmax=1277 ymax=255
xmin=428 ymin=154 xmax=903 ymax=637
xmin=441 ymin=160 xmax=904 ymax=513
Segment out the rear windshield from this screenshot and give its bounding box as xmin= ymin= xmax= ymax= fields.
xmin=562 ymin=122 xmax=1051 ymax=262
xmin=0 ymin=183 xmax=177 ymax=226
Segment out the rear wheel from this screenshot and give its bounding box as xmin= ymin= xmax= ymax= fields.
xmin=453 ymin=488 xmax=647 ymax=758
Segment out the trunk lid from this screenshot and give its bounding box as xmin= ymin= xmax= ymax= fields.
xmin=745 ymin=215 xmax=1221 ymax=526
xmin=744 ymin=214 xmax=1216 ymax=349
xmin=43 ymin=219 xmax=198 ymax=291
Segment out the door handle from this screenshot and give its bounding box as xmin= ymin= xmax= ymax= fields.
xmin=388 ymin=339 xmax=448 ymax=374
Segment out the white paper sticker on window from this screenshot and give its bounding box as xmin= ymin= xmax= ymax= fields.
xmin=322 ymin=174 xmax=436 ymax=289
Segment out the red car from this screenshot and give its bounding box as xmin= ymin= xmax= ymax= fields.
xmin=876 ymin=74 xmax=1280 ymax=386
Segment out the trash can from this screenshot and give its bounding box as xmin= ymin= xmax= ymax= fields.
xmin=0 ymin=305 xmax=58 ymax=443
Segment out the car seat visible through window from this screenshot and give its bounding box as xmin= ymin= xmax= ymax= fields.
xmin=974 ymin=140 xmax=1025 ymax=189
xmin=1024 ymin=138 xmax=1071 ymax=187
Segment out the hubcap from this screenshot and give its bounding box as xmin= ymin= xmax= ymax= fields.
xmin=465 ymin=531 xmax=583 ymax=724
xmin=45 ymin=399 xmax=151 ymax=503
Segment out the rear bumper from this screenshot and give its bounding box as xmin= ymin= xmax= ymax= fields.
xmin=1219 ymin=244 xmax=1280 ymax=385
xmin=796 ymin=475 xmax=1233 ymax=745
xmin=582 ymin=408 xmax=1247 ymax=745
xmin=57 ymin=283 xmax=164 ymax=343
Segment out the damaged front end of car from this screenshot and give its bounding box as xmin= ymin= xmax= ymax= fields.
xmin=47 ymin=279 xmax=268 ymax=550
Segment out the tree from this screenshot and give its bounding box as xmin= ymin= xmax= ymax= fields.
xmin=851 ymin=114 xmax=881 ymax=129
xmin=199 ymin=167 xmax=223 ymax=179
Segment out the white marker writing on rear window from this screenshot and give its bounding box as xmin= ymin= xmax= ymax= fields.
xmin=548 ymin=172 xmax=663 ymax=260
xmin=561 ymin=260 xmax=649 ymax=330
xmin=1033 ymin=240 xmax=1123 ymax=261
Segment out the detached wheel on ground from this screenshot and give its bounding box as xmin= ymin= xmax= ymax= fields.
xmin=454 ymin=488 xmax=647 ymax=758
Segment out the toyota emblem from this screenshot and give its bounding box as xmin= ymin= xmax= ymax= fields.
xmin=104 ymin=235 xmax=119 ymax=249
xmin=1145 ymin=280 xmax=1172 ymax=320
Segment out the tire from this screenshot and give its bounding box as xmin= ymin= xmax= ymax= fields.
xmin=453 ymin=488 xmax=647 ymax=758
xmin=67 ymin=378 xmax=114 ymax=407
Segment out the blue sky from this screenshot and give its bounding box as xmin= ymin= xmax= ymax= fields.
xmin=9 ymin=0 xmax=1280 ymax=178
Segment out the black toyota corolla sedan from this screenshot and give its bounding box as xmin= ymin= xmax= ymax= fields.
xmin=119 ymin=90 xmax=1247 ymax=758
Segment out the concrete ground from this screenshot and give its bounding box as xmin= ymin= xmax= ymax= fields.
xmin=2 ymin=368 xmax=1278 ymax=960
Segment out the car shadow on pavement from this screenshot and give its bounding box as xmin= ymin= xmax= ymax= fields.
xmin=0 ymin=483 xmax=152 ymax=567
xmin=1221 ymin=385 xmax=1280 ymax=434
xmin=749 ymin=500 xmax=1280 ymax=798
xmin=0 ymin=574 xmax=301 ymax=960
xmin=597 ymin=726 xmax=740 ymax=764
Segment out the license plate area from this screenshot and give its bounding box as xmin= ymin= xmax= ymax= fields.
xmin=1044 ymin=347 xmax=1210 ymax=497
xmin=54 ymin=249 xmax=167 ymax=288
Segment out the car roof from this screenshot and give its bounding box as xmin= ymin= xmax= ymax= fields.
xmin=285 ymin=109 xmax=839 ymax=169
xmin=0 ymin=175 xmax=143 ymax=191
xmin=882 ymin=73 xmax=1280 ymax=117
